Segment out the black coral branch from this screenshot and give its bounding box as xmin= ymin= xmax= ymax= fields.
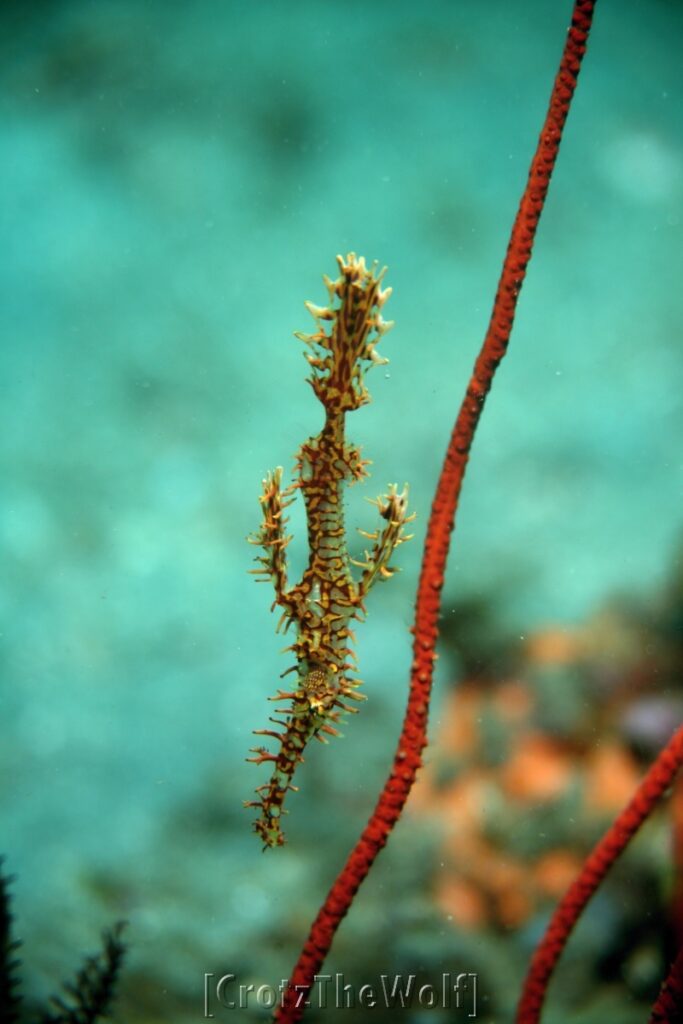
xmin=40 ymin=923 xmax=127 ymax=1024
xmin=0 ymin=859 xmax=23 ymax=1024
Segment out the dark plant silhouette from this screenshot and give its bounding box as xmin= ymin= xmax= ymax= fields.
xmin=0 ymin=860 xmax=126 ymax=1024
xmin=0 ymin=860 xmax=22 ymax=1024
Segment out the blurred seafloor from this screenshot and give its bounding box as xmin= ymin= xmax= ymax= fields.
xmin=1 ymin=1 xmax=682 ymax=1021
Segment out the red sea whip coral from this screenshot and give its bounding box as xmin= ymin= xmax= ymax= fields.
xmin=516 ymin=724 xmax=683 ymax=1023
xmin=274 ymin=1 xmax=597 ymax=1020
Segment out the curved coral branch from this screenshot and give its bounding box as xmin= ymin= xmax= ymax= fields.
xmin=516 ymin=724 xmax=683 ymax=1024
xmin=274 ymin=1 xmax=597 ymax=1019
xmin=649 ymin=943 xmax=683 ymax=1024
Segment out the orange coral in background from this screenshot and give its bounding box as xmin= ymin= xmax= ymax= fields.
xmin=410 ymin=611 xmax=675 ymax=935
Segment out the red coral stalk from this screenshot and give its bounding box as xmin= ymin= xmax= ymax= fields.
xmin=669 ymin=774 xmax=683 ymax=947
xmin=274 ymin=2 xmax=596 ymax=1020
xmin=516 ymin=724 xmax=683 ymax=1024
xmin=650 ymin=943 xmax=683 ymax=1024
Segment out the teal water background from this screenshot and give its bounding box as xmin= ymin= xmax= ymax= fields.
xmin=1 ymin=2 xmax=682 ymax=1020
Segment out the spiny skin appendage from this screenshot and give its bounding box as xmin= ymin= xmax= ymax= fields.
xmin=246 ymin=253 xmax=413 ymax=848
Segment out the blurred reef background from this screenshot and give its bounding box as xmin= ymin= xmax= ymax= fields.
xmin=1 ymin=0 xmax=682 ymax=1021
